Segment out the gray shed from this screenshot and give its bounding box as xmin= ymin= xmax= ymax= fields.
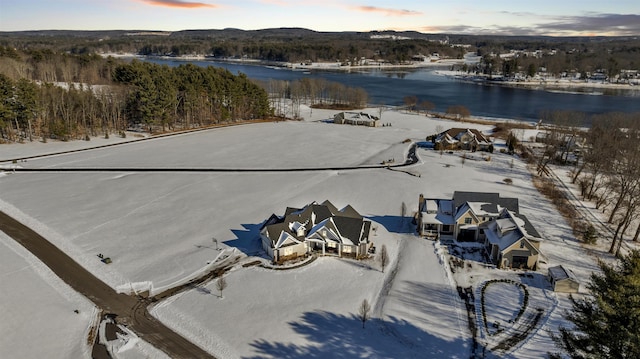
xmin=549 ymin=265 xmax=580 ymax=293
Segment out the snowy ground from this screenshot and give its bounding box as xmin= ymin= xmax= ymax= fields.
xmin=0 ymin=106 xmax=614 ymax=358
xmin=0 ymin=231 xmax=95 ymax=358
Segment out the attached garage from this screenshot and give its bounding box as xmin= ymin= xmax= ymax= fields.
xmin=549 ymin=265 xmax=580 ymax=293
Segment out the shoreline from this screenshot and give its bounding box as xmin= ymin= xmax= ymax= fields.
xmin=101 ymin=53 xmax=639 ymax=94
xmin=433 ymin=69 xmax=639 ymax=94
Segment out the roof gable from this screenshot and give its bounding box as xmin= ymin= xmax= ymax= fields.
xmin=333 ymin=216 xmax=368 ymax=245
xmin=453 ymin=191 xmax=519 ymax=214
xmin=436 ymin=128 xmax=491 ymax=145
xmin=338 ymin=204 xmax=363 ymax=219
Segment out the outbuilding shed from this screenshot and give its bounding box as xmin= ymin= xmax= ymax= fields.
xmin=549 ymin=265 xmax=580 ymax=293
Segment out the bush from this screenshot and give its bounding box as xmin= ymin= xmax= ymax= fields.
xmin=503 ymin=178 xmax=513 ymax=185
xmin=583 ymin=224 xmax=598 ymax=244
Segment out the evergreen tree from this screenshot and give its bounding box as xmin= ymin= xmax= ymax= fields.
xmin=551 ymin=250 xmax=640 ymax=359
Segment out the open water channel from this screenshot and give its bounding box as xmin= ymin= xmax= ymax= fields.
xmin=147 ymin=58 xmax=640 ymax=123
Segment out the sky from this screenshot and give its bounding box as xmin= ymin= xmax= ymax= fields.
xmin=1 ymin=0 xmax=639 ymax=36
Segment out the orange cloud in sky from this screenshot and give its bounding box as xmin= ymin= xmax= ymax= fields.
xmin=142 ymin=0 xmax=216 ymax=8
xmin=352 ymin=6 xmax=422 ymax=16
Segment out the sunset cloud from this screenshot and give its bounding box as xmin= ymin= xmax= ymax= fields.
xmin=421 ymin=13 xmax=640 ymax=36
xmin=141 ymin=0 xmax=216 ymax=8
xmin=351 ymin=5 xmax=422 ymax=16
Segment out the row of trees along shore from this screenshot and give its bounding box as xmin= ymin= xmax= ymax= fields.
xmin=264 ymin=78 xmax=368 ymax=119
xmin=0 ymin=47 xmax=372 ymax=142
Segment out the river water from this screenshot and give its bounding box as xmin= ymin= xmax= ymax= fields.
xmin=147 ymin=58 xmax=640 ymax=122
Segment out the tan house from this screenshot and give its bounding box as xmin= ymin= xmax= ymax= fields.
xmin=483 ymin=210 xmax=542 ymax=270
xmin=418 ymin=192 xmax=541 ymax=270
xmin=418 ymin=191 xmax=519 ymax=241
xmin=333 ymin=112 xmax=380 ymax=127
xmin=434 ymin=128 xmax=492 ymax=151
xmin=260 ymin=200 xmax=371 ymax=263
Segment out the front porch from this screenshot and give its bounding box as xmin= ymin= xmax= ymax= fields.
xmin=307 ymin=240 xmax=368 ymax=259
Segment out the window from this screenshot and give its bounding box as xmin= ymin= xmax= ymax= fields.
xmin=520 ymin=241 xmax=525 ymax=249
xmin=464 ymin=218 xmax=472 ymax=224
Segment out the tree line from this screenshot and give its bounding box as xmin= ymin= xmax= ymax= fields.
xmin=2 ymin=29 xmax=638 ymax=79
xmin=533 ymin=111 xmax=640 ymax=255
xmin=0 ymin=49 xmax=272 ymax=142
xmin=262 ymin=78 xmax=368 ymax=118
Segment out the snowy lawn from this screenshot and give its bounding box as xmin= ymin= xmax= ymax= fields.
xmin=151 ymin=223 xmax=470 ymax=359
xmin=482 ymin=281 xmax=525 ymax=335
xmin=0 ymin=108 xmax=613 ymax=358
xmin=0 ymin=231 xmax=95 ymax=359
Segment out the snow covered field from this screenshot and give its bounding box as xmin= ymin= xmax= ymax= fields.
xmin=0 ymin=231 xmax=96 ymax=358
xmin=0 ymin=107 xmax=610 ymax=358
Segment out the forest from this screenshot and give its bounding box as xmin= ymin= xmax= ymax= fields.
xmin=0 ymin=48 xmax=272 ymax=142
xmin=1 ymin=28 xmax=638 ymax=78
xmin=0 ymin=44 xmax=373 ymax=143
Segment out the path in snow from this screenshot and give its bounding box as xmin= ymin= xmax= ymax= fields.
xmin=377 ymin=234 xmax=470 ymax=358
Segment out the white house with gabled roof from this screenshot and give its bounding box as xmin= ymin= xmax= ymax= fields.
xmin=260 ymin=200 xmax=372 ymax=263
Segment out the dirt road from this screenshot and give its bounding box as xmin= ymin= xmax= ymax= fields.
xmin=0 ymin=210 xmax=214 ymax=359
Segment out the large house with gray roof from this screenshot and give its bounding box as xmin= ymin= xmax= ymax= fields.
xmin=260 ymin=200 xmax=372 ymax=263
xmin=434 ymin=128 xmax=492 ymax=151
xmin=418 ymin=191 xmax=542 ymax=270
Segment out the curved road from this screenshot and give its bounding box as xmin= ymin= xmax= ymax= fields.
xmin=0 ymin=211 xmax=214 ymax=359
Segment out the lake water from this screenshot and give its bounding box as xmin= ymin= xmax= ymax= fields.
xmin=148 ymin=58 xmax=640 ymax=122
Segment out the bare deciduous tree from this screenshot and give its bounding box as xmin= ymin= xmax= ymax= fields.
xmin=379 ymin=244 xmax=389 ymax=273
xmin=419 ymin=100 xmax=435 ymax=115
xmin=358 ymin=299 xmax=371 ymax=328
xmin=216 ymin=275 xmax=227 ymax=298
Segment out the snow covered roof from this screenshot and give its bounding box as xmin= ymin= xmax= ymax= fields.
xmin=420 ymin=198 xmax=455 ymax=224
xmin=468 ymin=202 xmax=501 ymax=217
xmin=511 ymin=212 xmax=541 ymax=239
xmin=424 ymin=199 xmax=438 ymax=213
xmin=435 ymin=128 xmax=491 ymax=145
xmin=452 ymin=192 xmax=518 ymax=214
xmin=334 ymin=112 xmax=380 ymax=123
xmin=263 ymin=200 xmax=371 ymax=248
xmin=549 ymin=265 xmax=578 ymax=282
xmin=485 ymin=209 xmax=542 ymax=251
xmin=484 ymin=221 xmax=522 ymax=250
xmin=496 ymin=218 xmax=517 ymax=234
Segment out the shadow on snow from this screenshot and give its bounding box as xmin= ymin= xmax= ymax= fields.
xmin=367 ymin=215 xmax=417 ymax=234
xmin=244 ymin=310 xmax=468 ymax=359
xmin=224 ymin=223 xmax=265 ymax=257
